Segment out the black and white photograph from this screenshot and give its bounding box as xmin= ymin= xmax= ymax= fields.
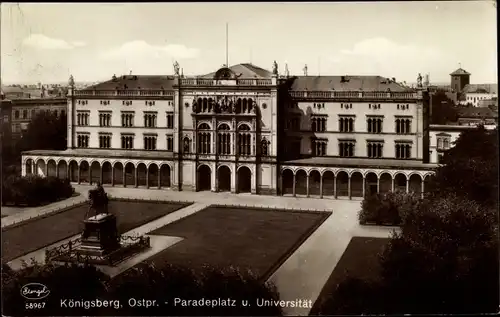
xmin=1 ymin=1 xmax=498 ymax=316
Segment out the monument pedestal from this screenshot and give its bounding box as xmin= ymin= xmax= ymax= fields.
xmin=77 ymin=213 xmax=120 ymax=256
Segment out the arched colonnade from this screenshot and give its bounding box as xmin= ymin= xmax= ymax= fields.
xmin=281 ymin=167 xmax=434 ymax=199
xmin=23 ymin=157 xmax=172 ymax=189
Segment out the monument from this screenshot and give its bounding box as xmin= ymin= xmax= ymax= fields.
xmin=78 ymin=183 xmax=120 ymax=256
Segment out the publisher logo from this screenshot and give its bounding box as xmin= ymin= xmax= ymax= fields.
xmin=20 ymin=283 xmax=50 ymax=300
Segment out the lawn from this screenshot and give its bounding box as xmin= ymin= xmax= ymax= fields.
xmin=1 ymin=200 xmax=191 ymax=263
xmin=309 ymin=237 xmax=390 ymax=315
xmin=145 ymin=205 xmax=331 ymax=280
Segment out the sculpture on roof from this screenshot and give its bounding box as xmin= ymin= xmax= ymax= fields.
xmin=272 ymin=61 xmax=278 ymax=75
xmin=417 ymin=73 xmax=423 ymax=88
xmin=303 ymin=64 xmax=308 ymax=76
xmin=68 ymin=75 xmax=75 ymax=87
xmin=173 ymin=61 xmax=180 ymax=76
xmin=284 ymin=64 xmax=290 ymax=78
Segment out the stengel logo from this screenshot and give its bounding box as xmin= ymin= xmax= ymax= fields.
xmin=20 ymin=283 xmax=50 ymax=300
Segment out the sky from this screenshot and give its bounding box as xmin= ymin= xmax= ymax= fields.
xmin=1 ymin=2 xmax=497 ymax=85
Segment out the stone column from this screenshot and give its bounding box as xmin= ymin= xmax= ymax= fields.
xmin=292 ymin=173 xmax=296 ymax=197
xmin=32 ymin=162 xmax=37 ymax=176
xmin=377 ymin=177 xmax=380 ymax=194
xmin=100 ymin=167 xmax=103 ymax=185
xmin=391 ymin=177 xmax=395 ymax=192
xmin=158 ymin=171 xmax=162 ymax=189
xmin=421 ymin=180 xmax=425 ymax=198
xmin=111 ymin=167 xmax=115 ymax=186
xmin=146 ymin=171 xmax=149 ymax=189
xmin=306 ymin=174 xmax=310 ymax=197
xmin=89 ymin=168 xmax=93 ymax=185
xmin=406 ymin=178 xmax=410 ymax=193
xmin=333 ymin=176 xmax=337 ymax=199
xmin=123 ymin=168 xmax=126 ymax=187
xmin=134 ymin=168 xmax=138 ymax=188
xmin=55 ymin=165 xmax=59 ymax=178
xmin=67 ymin=165 xmax=71 ymax=181
xmin=348 ymin=175 xmax=352 ymax=200
xmin=319 ymin=175 xmax=323 ymax=199
xmin=77 ymin=166 xmax=81 ymax=184
xmin=45 ymin=163 xmax=48 ymax=178
xmin=362 ymin=175 xmax=366 ymax=197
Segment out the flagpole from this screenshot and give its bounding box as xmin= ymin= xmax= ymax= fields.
xmin=226 ymin=23 xmax=229 ymax=67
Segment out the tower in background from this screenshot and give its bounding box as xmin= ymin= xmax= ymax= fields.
xmin=450 ymin=65 xmax=470 ymax=93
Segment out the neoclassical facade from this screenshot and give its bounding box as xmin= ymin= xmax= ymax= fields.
xmin=22 ymin=62 xmax=437 ymax=199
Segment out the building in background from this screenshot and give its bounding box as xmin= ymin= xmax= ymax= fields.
xmin=8 ymin=98 xmax=67 ymax=139
xmin=461 ymin=84 xmax=498 ymax=107
xmin=21 ymin=62 xmax=437 ymax=199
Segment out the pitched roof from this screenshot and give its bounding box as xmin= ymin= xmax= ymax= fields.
xmin=456 ymin=106 xmax=498 ymax=118
xmin=462 ymin=83 xmax=498 ymax=94
xmin=200 ymin=63 xmax=272 ymax=79
xmin=450 ymin=68 xmax=471 ymax=76
xmin=83 ymin=75 xmax=175 ymax=91
xmin=289 ymin=76 xmax=412 ymax=92
xmin=1 ymin=85 xmax=24 ymax=94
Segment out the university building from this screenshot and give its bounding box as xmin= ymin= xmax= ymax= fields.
xmin=21 ymin=62 xmax=438 ymax=199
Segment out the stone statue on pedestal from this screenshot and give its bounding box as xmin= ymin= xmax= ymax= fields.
xmin=272 ymin=61 xmax=278 ymax=75
xmin=173 ymin=61 xmax=180 ymax=76
xmin=85 ymin=182 xmax=109 ymax=219
xmin=417 ymin=73 xmax=423 ymax=88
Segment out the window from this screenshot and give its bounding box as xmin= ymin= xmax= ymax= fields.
xmin=341 ymin=103 xmax=352 ymax=109
xmin=99 ymin=112 xmax=112 ymax=127
xmin=100 ymin=100 xmax=110 ymax=105
xmin=311 ymin=116 xmax=327 ymax=132
xmin=22 ymin=110 xmax=28 ymax=119
xmin=313 ymin=103 xmax=325 ymax=109
xmin=145 ymin=101 xmax=156 ymax=106
xmin=31 ymin=109 xmax=36 ymax=119
xmin=77 ymin=134 xmax=89 ymax=148
xmin=121 ymin=135 xmax=134 ymax=149
xmin=166 ymin=135 xmax=174 ymax=151
xmin=312 ymin=139 xmax=327 ymax=156
xmin=367 ymin=141 xmax=383 ymax=158
xmin=121 ymin=112 xmax=134 ymax=127
xmin=197 ymin=123 xmax=211 ymax=154
xmin=237 ymin=124 xmax=252 ymax=156
xmin=144 ymin=112 xmax=157 ymax=128
xmin=144 ymin=135 xmax=157 ymax=150
xmin=395 ymin=142 xmax=412 ymax=159
xmin=261 ymin=138 xmax=270 ymax=156
xmin=77 ymin=100 xmax=89 ymax=105
xmin=76 ymin=111 xmax=90 ymax=126
xmin=14 ymin=110 xmax=19 ymax=119
xmin=122 ymin=100 xmax=133 ymax=106
xmin=397 ymin=104 xmax=409 ymax=110
xmin=367 ymin=116 xmax=383 ymax=133
xmin=166 ymin=112 xmax=174 ymax=129
xmin=99 ymin=134 xmax=111 ymax=148
xmin=369 ymin=104 xmax=381 ymax=109
xmin=217 ymin=124 xmax=231 ymax=155
xmin=437 ymin=135 xmax=451 ymax=150
xmin=339 ymin=116 xmax=355 ymax=132
xmin=395 ymin=117 xmax=412 ymax=134
xmin=339 ymin=140 xmax=355 ymax=157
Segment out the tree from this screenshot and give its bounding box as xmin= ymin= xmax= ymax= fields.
xmin=17 ymin=111 xmax=67 ymax=153
xmin=430 ymin=91 xmax=458 ymax=125
xmin=429 ymin=125 xmax=498 ymax=208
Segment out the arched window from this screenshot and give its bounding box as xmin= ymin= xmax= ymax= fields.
xmin=183 ymin=137 xmax=191 ymax=153
xmin=217 ymin=124 xmax=231 ymax=155
xmin=197 ymin=123 xmax=211 ymax=154
xmin=238 ymin=124 xmax=252 ymax=156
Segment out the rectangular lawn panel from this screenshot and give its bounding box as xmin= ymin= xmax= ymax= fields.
xmin=146 ymin=206 xmax=331 ymax=280
xmin=1 ymin=200 xmax=191 ymax=263
xmin=309 ymin=237 xmax=390 ymax=315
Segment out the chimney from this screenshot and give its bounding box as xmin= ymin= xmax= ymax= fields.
xmin=392 ymin=77 xmax=396 ymax=82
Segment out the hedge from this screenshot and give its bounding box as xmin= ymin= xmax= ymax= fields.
xmin=2 ymin=262 xmax=283 ymax=316
xmin=1 ymin=175 xmax=74 ymax=207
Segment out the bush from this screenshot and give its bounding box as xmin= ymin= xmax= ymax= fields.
xmin=2 ymin=262 xmax=283 ymax=316
xmin=1 ymin=175 xmax=73 ymax=206
xmin=106 ymin=263 xmax=283 ymax=316
xmin=359 ymin=191 xmax=421 ymax=226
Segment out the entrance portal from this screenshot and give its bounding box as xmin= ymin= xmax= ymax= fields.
xmin=197 ymin=165 xmax=211 ymax=191
xmin=237 ymin=166 xmax=251 ymax=193
xmin=218 ymin=166 xmax=231 ymax=192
